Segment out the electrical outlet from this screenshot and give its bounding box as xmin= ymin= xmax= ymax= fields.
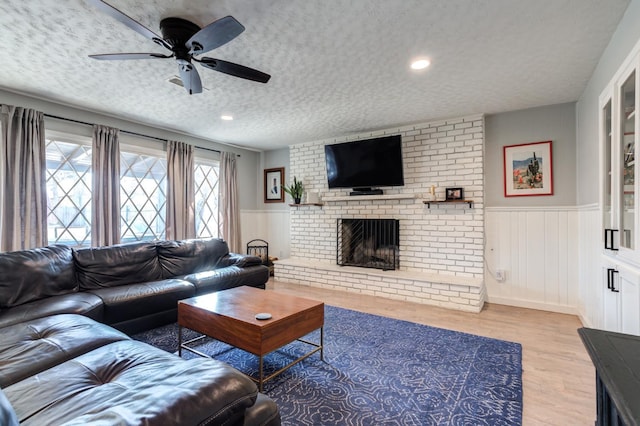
xmin=495 ymin=270 xmax=505 ymax=281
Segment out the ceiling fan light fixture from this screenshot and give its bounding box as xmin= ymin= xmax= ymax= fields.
xmin=87 ymin=0 xmax=271 ymax=94
xmin=221 ymin=115 xmax=234 ymax=121
xmin=410 ymin=59 xmax=431 ymax=70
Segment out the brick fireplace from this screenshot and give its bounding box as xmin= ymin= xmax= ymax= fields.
xmin=337 ymin=218 xmax=399 ymax=270
xmin=275 ymin=114 xmax=486 ymax=312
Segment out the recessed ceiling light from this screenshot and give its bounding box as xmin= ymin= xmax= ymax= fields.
xmin=410 ymin=59 xmax=431 ymax=70
xmin=221 ymin=115 xmax=233 ymax=121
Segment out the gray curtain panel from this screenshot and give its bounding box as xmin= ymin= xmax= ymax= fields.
xmin=0 ymin=105 xmax=47 ymax=251
xmin=166 ymin=140 xmax=195 ymax=240
xmin=91 ymin=124 xmax=120 ymax=247
xmin=218 ymin=151 xmax=241 ymax=252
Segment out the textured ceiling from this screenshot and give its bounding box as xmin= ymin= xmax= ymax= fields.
xmin=0 ymin=0 xmax=630 ymax=150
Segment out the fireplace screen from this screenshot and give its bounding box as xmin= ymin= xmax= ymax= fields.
xmin=337 ymin=219 xmax=399 ymax=271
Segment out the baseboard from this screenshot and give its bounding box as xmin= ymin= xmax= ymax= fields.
xmin=487 ymin=296 xmax=578 ymax=315
xmin=577 ymin=310 xmax=593 ymax=328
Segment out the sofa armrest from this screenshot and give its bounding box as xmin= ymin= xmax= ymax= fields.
xmin=0 ymin=388 xmax=18 ymax=426
xmin=243 ymin=393 xmax=281 ymax=426
xmin=218 ymin=253 xmax=263 ymax=268
xmin=182 ymin=265 xmax=269 ymax=294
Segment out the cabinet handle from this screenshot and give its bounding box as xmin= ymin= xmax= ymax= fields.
xmin=611 ymin=269 xmax=620 ymax=293
xmin=604 ymin=229 xmax=619 ymax=251
xmin=607 ymin=268 xmax=615 ymax=289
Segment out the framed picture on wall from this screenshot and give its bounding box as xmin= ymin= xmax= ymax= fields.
xmin=445 ymin=187 xmax=464 ymax=201
xmin=503 ymin=140 xmax=553 ymax=197
xmin=264 ymin=167 xmax=285 ymax=203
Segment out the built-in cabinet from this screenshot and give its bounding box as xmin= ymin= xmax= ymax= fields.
xmin=599 ymin=52 xmax=640 ymax=336
xmin=601 ymin=262 xmax=640 ymax=334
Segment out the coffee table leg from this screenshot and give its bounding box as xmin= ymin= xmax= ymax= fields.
xmin=259 ymin=355 xmax=264 ymax=392
xmin=320 ymin=327 xmax=324 ymax=361
xmin=178 ymin=326 xmax=183 ymax=357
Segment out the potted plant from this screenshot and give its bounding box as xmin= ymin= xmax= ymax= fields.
xmin=282 ymin=176 xmax=304 ymax=204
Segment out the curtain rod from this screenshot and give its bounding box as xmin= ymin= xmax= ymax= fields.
xmin=43 ymin=113 xmax=239 ymax=157
xmin=0 ymin=107 xmax=240 ymax=157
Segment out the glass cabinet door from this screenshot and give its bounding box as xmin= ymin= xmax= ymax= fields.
xmin=620 ymin=70 xmax=636 ymax=250
xmin=604 ymin=99 xmax=613 ymax=233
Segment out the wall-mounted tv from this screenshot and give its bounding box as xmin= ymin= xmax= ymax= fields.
xmin=325 ymin=135 xmax=404 ymax=193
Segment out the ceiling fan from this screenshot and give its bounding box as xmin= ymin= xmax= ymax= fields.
xmin=87 ymin=0 xmax=271 ymax=94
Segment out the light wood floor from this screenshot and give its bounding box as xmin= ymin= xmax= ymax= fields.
xmin=266 ymin=279 xmax=595 ymax=426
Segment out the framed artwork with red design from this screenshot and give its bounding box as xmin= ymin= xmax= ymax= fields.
xmin=503 ymin=141 xmax=553 ymax=197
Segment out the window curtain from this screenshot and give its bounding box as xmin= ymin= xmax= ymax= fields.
xmin=92 ymin=125 xmax=120 ymax=247
xmin=0 ymin=105 xmax=47 ymax=251
xmin=166 ymin=140 xmax=195 ymax=240
xmin=218 ymin=151 xmax=241 ymax=252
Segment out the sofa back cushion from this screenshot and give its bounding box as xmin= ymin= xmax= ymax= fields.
xmin=157 ymin=238 xmax=229 ymax=278
xmin=0 ymin=245 xmax=77 ymax=309
xmin=74 ymin=242 xmax=162 ymax=290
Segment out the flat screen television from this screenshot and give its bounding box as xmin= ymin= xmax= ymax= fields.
xmin=325 ymin=135 xmax=404 ymax=193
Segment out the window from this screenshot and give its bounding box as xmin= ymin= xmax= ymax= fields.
xmin=45 ymin=134 xmax=92 ymax=247
xmin=194 ymin=159 xmax=219 ymax=238
xmin=120 ymin=147 xmax=167 ymax=243
xmin=44 ymin=130 xmax=217 ymax=246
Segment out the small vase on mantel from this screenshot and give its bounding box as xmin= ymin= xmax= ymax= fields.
xmin=294 ymin=197 xmax=301 ymax=205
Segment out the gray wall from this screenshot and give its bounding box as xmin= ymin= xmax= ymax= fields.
xmin=0 ymin=89 xmax=260 ymax=210
xmin=258 ymin=147 xmax=290 ymax=210
xmin=576 ymin=0 xmax=640 ymax=205
xmin=485 ymin=102 xmax=577 ymax=207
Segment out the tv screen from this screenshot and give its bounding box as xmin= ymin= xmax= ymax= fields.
xmin=325 ymin=135 xmax=404 ymax=190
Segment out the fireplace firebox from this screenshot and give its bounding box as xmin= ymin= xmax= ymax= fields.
xmin=337 ymin=218 xmax=399 ymax=271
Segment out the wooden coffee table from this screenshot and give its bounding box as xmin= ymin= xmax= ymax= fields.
xmin=177 ymin=286 xmax=324 ymax=391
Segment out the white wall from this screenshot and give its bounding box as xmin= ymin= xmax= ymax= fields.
xmin=240 ymin=209 xmax=290 ymax=259
xmin=287 ymin=115 xmax=485 ymax=278
xmin=485 ymin=207 xmax=579 ymax=314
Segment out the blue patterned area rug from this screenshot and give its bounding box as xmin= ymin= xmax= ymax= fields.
xmin=133 ymin=306 xmax=522 ymax=425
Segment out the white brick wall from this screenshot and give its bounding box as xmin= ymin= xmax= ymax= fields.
xmin=275 ymin=259 xmax=485 ymax=313
xmin=280 ymin=114 xmax=486 ymax=310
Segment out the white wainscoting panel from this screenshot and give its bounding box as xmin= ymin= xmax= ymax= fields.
xmin=577 ymin=205 xmax=601 ymax=329
xmin=240 ymin=210 xmax=290 ymax=258
xmin=485 ymin=207 xmax=579 ymax=314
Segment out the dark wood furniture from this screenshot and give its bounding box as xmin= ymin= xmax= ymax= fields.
xmin=178 ymin=286 xmax=324 ymax=391
xmin=423 ymin=199 xmax=474 ymax=208
xmin=578 ymin=327 xmax=640 ymax=426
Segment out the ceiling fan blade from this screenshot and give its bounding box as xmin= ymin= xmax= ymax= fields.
xmin=89 ymin=53 xmax=173 ymax=60
xmin=87 ymin=0 xmax=171 ymax=49
xmin=186 ymin=16 xmax=245 ymax=55
xmin=198 ymin=57 xmax=271 ymax=83
xmin=178 ymin=63 xmax=203 ymax=95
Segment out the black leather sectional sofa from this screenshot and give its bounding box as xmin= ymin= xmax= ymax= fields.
xmin=0 ymin=238 xmax=280 ymax=426
xmin=0 ymin=238 xmax=268 ymax=332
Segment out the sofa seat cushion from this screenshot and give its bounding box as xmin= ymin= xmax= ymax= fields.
xmin=74 ymin=241 xmax=162 ymax=290
xmin=5 ymin=340 xmax=259 ymax=426
xmin=0 ymin=292 xmax=104 ymax=329
xmin=86 ymin=279 xmax=195 ymax=324
xmin=0 ymin=245 xmax=77 ymax=309
xmin=0 ymin=314 xmax=129 ymax=388
xmin=182 ymin=265 xmax=270 ymax=295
